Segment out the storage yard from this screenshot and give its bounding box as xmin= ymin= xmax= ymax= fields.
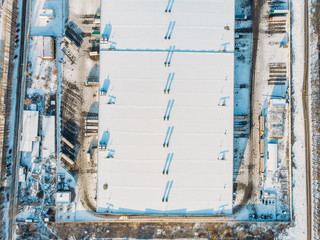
xmin=245 ymin=0 xmax=291 ymax=221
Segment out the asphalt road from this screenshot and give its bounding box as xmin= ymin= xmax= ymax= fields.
xmin=8 ymin=0 xmax=28 ymax=239
xmin=302 ymin=0 xmax=312 ymax=239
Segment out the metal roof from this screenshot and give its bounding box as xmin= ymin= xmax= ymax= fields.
xmin=97 ymin=0 xmax=234 ymax=215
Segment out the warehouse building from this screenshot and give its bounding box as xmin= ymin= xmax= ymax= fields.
xmin=97 ymin=0 xmax=234 ymax=215
xmin=20 ymin=110 xmax=39 ymax=152
xmin=42 ymin=115 xmax=56 ymax=159
xmin=36 ymin=36 xmax=55 ymax=60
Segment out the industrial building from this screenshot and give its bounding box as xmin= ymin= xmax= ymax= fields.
xmin=36 ymin=36 xmax=55 ymax=60
xmin=42 ymin=115 xmax=56 ymax=158
xmin=20 ymin=110 xmax=39 ymax=152
xmin=97 ymin=0 xmax=234 ymax=215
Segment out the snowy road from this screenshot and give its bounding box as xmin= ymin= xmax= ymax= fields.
xmin=302 ymin=0 xmax=312 ymax=239
xmin=8 ymin=0 xmax=30 ymax=239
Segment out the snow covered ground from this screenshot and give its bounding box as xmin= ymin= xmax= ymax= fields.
xmin=279 ymin=0 xmax=308 ymax=239
xmin=68 ymin=0 xmax=99 ymax=15
xmin=30 ymin=0 xmax=64 ymax=36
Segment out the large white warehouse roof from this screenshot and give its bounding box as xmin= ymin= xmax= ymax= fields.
xmin=97 ymin=0 xmax=234 ymax=215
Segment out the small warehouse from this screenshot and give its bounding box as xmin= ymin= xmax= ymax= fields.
xmin=36 ymin=36 xmax=55 ymax=60
xmin=20 ymin=110 xmax=39 ymax=152
xmin=39 ymin=9 xmax=55 ymax=20
xmin=42 ymin=116 xmax=56 ymax=158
